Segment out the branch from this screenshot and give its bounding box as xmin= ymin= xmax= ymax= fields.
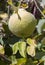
xmin=33 ymin=0 xmax=45 ymax=18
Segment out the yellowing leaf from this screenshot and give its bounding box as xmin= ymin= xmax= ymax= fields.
xmin=21 ymin=3 xmax=28 ymax=8
xmin=0 ymin=45 xmax=5 ymax=54
xmin=0 ymin=13 xmax=8 ymax=19
xmin=26 ymin=38 xmax=37 ymax=57
xmin=27 ymin=46 xmax=35 ymax=57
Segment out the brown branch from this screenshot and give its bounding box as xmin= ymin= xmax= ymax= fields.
xmin=33 ymin=0 xmax=45 ymax=18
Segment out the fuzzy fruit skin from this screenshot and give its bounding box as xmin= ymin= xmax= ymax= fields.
xmin=8 ymin=8 xmax=37 ymax=38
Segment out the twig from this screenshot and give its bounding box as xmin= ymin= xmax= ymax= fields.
xmin=33 ymin=0 xmax=45 ymax=18
xmin=0 ymin=54 xmax=11 ymax=63
xmin=33 ymin=6 xmax=36 ymax=16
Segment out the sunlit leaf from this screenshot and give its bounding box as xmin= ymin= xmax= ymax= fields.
xmin=18 ymin=41 xmax=26 ymax=58
xmin=26 ymin=38 xmax=37 ymax=47
xmin=12 ymin=42 xmax=18 ymax=54
xmin=36 ymin=19 xmax=45 ymax=34
xmin=26 ymin=38 xmax=37 ymax=57
xmin=27 ymin=46 xmax=35 ymax=57
xmin=7 ymin=0 xmax=13 ymax=5
xmin=0 ymin=13 xmax=8 ymax=20
xmin=9 ymin=55 xmax=17 ymax=65
xmin=17 ymin=58 xmax=26 ymax=65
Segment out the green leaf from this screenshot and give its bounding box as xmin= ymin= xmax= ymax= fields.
xmin=9 ymin=55 xmax=17 ymax=65
xmin=0 ymin=35 xmax=4 ymax=45
xmin=18 ymin=41 xmax=26 ymax=58
xmin=12 ymin=42 xmax=18 ymax=54
xmin=41 ymin=56 xmax=45 ymax=61
xmin=41 ymin=56 xmax=45 ymax=65
xmin=41 ymin=37 xmax=45 ymax=44
xmin=26 ymin=38 xmax=37 ymax=47
xmin=3 ymin=23 xmax=11 ymax=35
xmin=25 ymin=58 xmax=36 ymax=65
xmin=35 ymin=51 xmax=45 ymax=59
xmin=37 ymin=43 xmax=42 ymax=50
xmin=17 ymin=58 xmax=26 ymax=65
xmin=36 ymin=19 xmax=45 ymax=34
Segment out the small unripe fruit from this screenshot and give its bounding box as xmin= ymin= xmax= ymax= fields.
xmin=8 ymin=8 xmax=37 ymax=38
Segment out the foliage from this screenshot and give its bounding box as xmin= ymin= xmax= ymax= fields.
xmin=0 ymin=0 xmax=45 ymax=65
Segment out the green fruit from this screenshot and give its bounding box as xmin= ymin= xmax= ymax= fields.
xmin=8 ymin=8 xmax=37 ymax=38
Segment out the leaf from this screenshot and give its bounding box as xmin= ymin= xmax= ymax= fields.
xmin=17 ymin=58 xmax=26 ymax=65
xmin=7 ymin=0 xmax=13 ymax=5
xmin=0 ymin=45 xmax=5 ymax=54
xmin=0 ymin=35 xmax=4 ymax=45
xmin=40 ymin=0 xmax=45 ymax=8
xmin=0 ymin=13 xmax=8 ymax=19
xmin=27 ymin=46 xmax=35 ymax=57
xmin=12 ymin=42 xmax=18 ymax=54
xmin=9 ymin=55 xmax=17 ymax=65
xmin=41 ymin=56 xmax=45 ymax=61
xmin=41 ymin=56 xmax=45 ymax=65
xmin=21 ymin=3 xmax=28 ymax=9
xmin=44 ymin=62 xmax=45 ymax=65
xmin=35 ymin=51 xmax=45 ymax=59
xmin=3 ymin=23 xmax=11 ymax=34
xmin=36 ymin=19 xmax=45 ymax=34
xmin=26 ymin=38 xmax=37 ymax=47
xmin=26 ymin=38 xmax=37 ymax=57
xmin=41 ymin=45 xmax=45 ymax=52
xmin=41 ymin=37 xmax=45 ymax=44
xmin=25 ymin=58 xmax=36 ymax=65
xmin=18 ymin=41 xmax=26 ymax=58
xmin=37 ymin=43 xmax=42 ymax=50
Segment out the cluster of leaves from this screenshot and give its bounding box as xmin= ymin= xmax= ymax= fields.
xmin=0 ymin=0 xmax=45 ymax=65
